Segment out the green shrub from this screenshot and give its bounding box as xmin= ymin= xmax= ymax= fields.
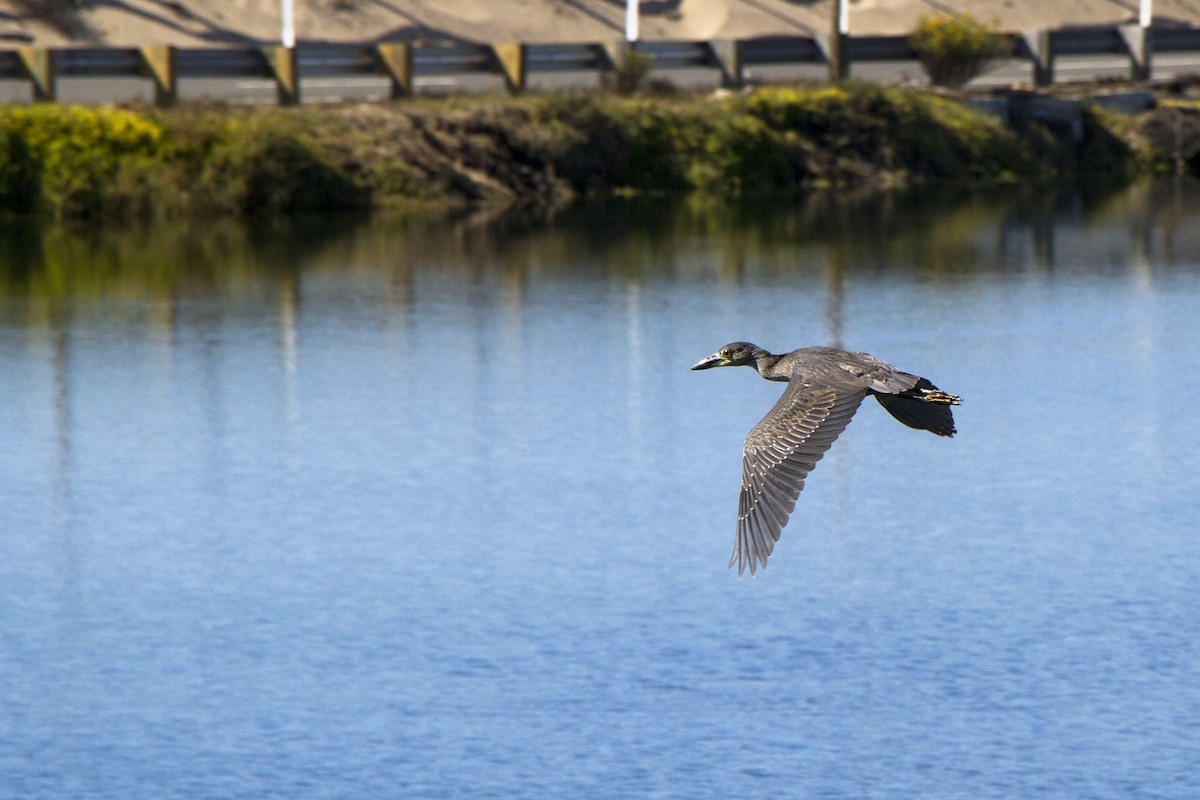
xmin=908 ymin=14 xmax=1010 ymax=89
xmin=741 ymin=84 xmax=1030 ymax=182
xmin=1137 ymin=102 xmax=1200 ymax=175
xmin=693 ymin=111 xmax=812 ymax=193
xmin=0 ymin=126 xmax=38 ymax=214
xmin=0 ymin=105 xmax=166 ymax=217
xmin=0 ymin=89 xmax=1148 ymax=219
xmin=171 ymin=114 xmax=369 ymax=215
xmin=226 ymin=128 xmax=367 ymax=214
xmin=743 ymin=84 xmax=890 ymax=155
xmin=550 ymin=98 xmax=694 ymax=192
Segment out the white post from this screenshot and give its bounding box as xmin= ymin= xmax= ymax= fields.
xmin=282 ymin=0 xmax=295 ymax=48
xmin=837 ymin=0 xmax=849 ymax=35
xmin=1139 ymin=0 xmax=1152 ymax=28
xmin=626 ymin=0 xmax=638 ymax=42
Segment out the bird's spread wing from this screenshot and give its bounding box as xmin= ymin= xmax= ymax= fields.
xmin=733 ymin=379 xmax=866 ymax=576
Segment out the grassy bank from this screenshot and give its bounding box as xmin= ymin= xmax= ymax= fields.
xmin=0 ymin=84 xmax=1188 ymax=221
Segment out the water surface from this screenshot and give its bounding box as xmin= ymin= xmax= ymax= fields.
xmin=2 ymin=181 xmax=1199 ymax=799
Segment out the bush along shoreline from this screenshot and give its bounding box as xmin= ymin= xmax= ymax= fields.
xmin=0 ymin=83 xmax=1193 ymax=222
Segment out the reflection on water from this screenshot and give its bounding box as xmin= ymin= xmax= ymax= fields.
xmin=2 ymin=178 xmax=1200 ymax=800
xmin=3 ymin=178 xmax=1199 ymax=310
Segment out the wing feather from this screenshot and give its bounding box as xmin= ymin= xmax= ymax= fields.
xmin=731 ymin=380 xmax=866 ymax=576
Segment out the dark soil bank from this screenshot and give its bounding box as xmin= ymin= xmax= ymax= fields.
xmin=1 ymin=84 xmax=1197 ymax=220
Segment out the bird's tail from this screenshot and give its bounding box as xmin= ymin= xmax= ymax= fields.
xmin=874 ymin=378 xmax=960 ymax=437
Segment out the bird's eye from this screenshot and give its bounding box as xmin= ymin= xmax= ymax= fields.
xmin=720 ymin=350 xmax=730 ymax=359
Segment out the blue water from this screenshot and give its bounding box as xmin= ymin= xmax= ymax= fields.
xmin=2 ymin=183 xmax=1200 ymax=798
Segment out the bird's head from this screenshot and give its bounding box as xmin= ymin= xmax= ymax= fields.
xmin=691 ymin=342 xmax=762 ymax=370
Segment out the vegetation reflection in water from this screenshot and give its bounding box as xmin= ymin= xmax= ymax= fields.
xmin=2 ymin=178 xmax=1199 ymax=319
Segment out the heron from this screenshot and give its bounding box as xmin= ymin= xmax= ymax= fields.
xmin=692 ymin=342 xmax=960 ymax=576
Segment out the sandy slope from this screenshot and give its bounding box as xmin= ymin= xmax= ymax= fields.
xmin=0 ymin=0 xmax=1197 ymax=48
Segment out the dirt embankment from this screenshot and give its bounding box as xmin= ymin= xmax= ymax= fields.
xmin=4 ymin=85 xmax=1198 ymax=221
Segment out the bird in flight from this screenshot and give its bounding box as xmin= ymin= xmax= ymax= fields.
xmin=692 ymin=342 xmax=960 ymax=576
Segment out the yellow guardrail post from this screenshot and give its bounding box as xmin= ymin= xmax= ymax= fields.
xmin=1119 ymin=23 xmax=1152 ymax=81
xmin=709 ymin=39 xmax=741 ymax=88
xmin=18 ymin=47 xmax=55 ymax=102
xmin=1023 ymin=30 xmax=1053 ymax=86
xmin=601 ymin=39 xmax=628 ymax=72
xmin=139 ymin=45 xmax=177 ymax=107
xmin=492 ymin=41 xmax=526 ymax=94
xmin=377 ymin=43 xmax=413 ymax=99
xmin=828 ymin=23 xmax=848 ymax=80
xmin=262 ymin=45 xmax=300 ymax=106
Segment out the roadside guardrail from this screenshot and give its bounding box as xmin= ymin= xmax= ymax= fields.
xmin=1 ymin=24 xmax=1197 ymax=106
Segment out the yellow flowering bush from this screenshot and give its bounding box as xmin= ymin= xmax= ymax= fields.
xmin=0 ymin=105 xmax=166 ymax=216
xmin=908 ymin=14 xmax=1010 ymax=89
